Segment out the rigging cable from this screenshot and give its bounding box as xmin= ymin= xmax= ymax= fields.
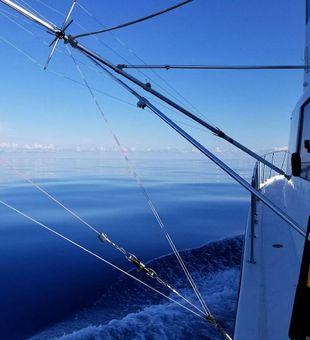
xmin=30 ymin=0 xmax=214 ymax=129
xmin=0 ymin=27 xmax=211 ymax=320
xmin=0 ymin=158 xmax=208 ymax=317
xmin=66 ymin=45 xmax=212 ymax=319
xmin=0 ymin=31 xmax=208 ymax=135
xmin=73 ymin=0 xmax=193 ymax=39
xmin=0 ymin=199 xmax=207 ymax=321
xmin=75 ymin=1 xmax=216 ymax=127
xmin=86 ymin=55 xmax=306 ymax=240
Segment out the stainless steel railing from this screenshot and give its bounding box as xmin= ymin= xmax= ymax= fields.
xmin=249 ymin=150 xmax=288 ymax=263
xmin=259 ymin=150 xmax=288 ymax=184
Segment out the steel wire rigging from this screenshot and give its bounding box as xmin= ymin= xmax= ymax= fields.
xmin=66 ymin=45 xmax=213 ymax=319
xmin=0 ymin=28 xmax=209 ymax=135
xmin=75 ymin=47 xmax=306 ymax=239
xmin=0 ymin=29 xmax=214 ymax=323
xmin=0 ymin=2 xmax=232 ymax=335
xmin=0 ymin=199 xmax=208 ymax=321
xmin=22 ymin=0 xmax=216 ymax=129
xmin=0 ymin=156 xmax=214 ymax=320
xmin=75 ymin=1 xmax=216 ymax=126
xmin=0 ymin=6 xmax=218 ymax=328
xmin=1 ymin=1 xmax=307 ymax=339
xmin=73 ymin=0 xmax=193 ymax=39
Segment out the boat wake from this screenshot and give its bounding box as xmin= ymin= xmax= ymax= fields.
xmin=32 ymin=236 xmax=243 ymax=340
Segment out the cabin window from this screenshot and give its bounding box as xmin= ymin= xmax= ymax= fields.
xmin=299 ymin=101 xmax=310 ymax=180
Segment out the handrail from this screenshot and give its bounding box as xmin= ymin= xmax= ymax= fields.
xmin=259 ymin=150 xmax=288 ymax=183
xmin=249 ymin=149 xmax=288 ymax=263
xmin=249 ymin=162 xmax=259 ymax=263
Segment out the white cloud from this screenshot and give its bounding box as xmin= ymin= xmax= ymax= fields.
xmin=0 ymin=142 xmax=55 ymax=151
xmin=273 ymin=146 xmax=288 ymax=152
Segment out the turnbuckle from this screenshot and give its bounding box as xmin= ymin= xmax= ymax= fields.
xmin=127 ymin=254 xmax=157 ymax=278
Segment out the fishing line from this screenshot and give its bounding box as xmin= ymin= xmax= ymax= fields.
xmin=76 ymin=1 xmax=216 ymax=127
xmin=30 ymin=0 xmax=213 ymax=131
xmin=0 ymin=32 xmax=211 ymax=318
xmin=0 ymin=159 xmax=208 ymax=316
xmin=67 ymin=46 xmax=212 ymax=317
xmin=0 ymin=32 xmax=138 ymax=108
xmin=0 ymin=198 xmax=207 ymax=320
xmin=2 ymin=1 xmax=202 ymax=130
xmin=0 ymin=32 xmax=205 ymax=135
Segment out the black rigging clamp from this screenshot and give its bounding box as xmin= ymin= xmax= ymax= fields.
xmin=137 ymin=98 xmax=148 ymax=109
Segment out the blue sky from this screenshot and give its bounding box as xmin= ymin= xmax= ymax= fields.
xmin=0 ymin=0 xmax=305 ymax=153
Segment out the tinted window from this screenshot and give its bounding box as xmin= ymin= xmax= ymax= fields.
xmin=299 ymin=101 xmax=310 ymax=180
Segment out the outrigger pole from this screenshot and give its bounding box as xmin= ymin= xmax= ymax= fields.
xmin=71 ymin=43 xmax=287 ymax=177
xmin=0 ymin=0 xmax=286 ymax=177
xmin=87 ymin=55 xmax=305 ymax=238
xmin=1 ymin=0 xmax=304 ymax=237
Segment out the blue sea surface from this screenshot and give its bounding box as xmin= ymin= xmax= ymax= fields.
xmin=0 ymin=151 xmax=253 ymax=339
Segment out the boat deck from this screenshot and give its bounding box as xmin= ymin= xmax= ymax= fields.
xmin=234 ymin=177 xmax=303 ymax=340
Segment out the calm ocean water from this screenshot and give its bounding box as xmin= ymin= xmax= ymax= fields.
xmin=0 ymin=151 xmax=253 ymax=339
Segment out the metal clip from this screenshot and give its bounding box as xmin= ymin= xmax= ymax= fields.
xmin=127 ymin=254 xmax=144 ymax=270
xmin=206 ymin=315 xmax=217 ymax=326
xmin=137 ymin=98 xmax=147 ymax=109
xmin=143 ymin=82 xmax=152 ymax=91
xmin=144 ymin=267 xmax=157 ymax=278
xmin=127 ymin=254 xmax=158 ymax=278
xmin=98 ymin=232 xmax=109 ymax=242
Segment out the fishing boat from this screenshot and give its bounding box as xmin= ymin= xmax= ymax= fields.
xmin=0 ymin=1 xmax=308 ymax=339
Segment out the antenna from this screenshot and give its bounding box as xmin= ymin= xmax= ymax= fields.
xmin=44 ymin=0 xmax=77 ymax=70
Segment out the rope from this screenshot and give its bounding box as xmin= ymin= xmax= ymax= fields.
xmin=67 ymin=46 xmax=211 ymax=317
xmin=73 ymin=0 xmax=193 ymax=39
xmin=0 ymin=199 xmax=206 ymax=320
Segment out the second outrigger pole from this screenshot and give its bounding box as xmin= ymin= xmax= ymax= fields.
xmin=0 ymin=0 xmax=286 ymax=177
xmin=72 ymin=42 xmax=287 ymax=177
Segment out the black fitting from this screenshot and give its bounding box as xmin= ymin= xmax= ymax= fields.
xmin=128 ymin=255 xmax=144 ymax=271
xmin=217 ymin=130 xmax=226 ymax=138
xmin=66 ymin=35 xmax=78 ymax=47
xmin=137 ymin=98 xmax=147 ymax=109
xmin=144 ymin=82 xmax=152 ymax=91
xmin=206 ymin=315 xmax=217 ymax=326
